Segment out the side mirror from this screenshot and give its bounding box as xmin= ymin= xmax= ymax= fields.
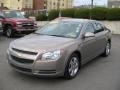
xmin=0 ymin=15 xmax=5 ymax=19
xmin=84 ymin=32 xmax=95 ymax=38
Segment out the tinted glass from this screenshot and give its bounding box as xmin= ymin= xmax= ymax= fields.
xmin=4 ymin=11 xmax=25 ymax=18
xmin=85 ymin=23 xmax=95 ymax=33
xmin=0 ymin=12 xmax=4 ymax=18
xmin=94 ymin=23 xmax=104 ymax=33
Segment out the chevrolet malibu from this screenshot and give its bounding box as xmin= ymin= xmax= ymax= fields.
xmin=7 ymin=18 xmax=111 ymax=79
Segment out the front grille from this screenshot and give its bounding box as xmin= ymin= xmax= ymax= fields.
xmin=10 ymin=63 xmax=32 ymax=73
xmin=12 ymin=48 xmax=37 ymax=55
xmin=22 ymin=23 xmax=34 ymax=28
xmin=11 ymin=55 xmax=34 ymax=64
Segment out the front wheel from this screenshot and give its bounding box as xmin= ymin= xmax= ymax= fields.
xmin=64 ymin=54 xmax=80 ymax=79
xmin=5 ymin=26 xmax=14 ymax=38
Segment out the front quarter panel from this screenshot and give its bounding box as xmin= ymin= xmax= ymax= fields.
xmin=62 ymin=40 xmax=81 ymax=70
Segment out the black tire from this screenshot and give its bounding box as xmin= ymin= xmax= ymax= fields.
xmin=5 ymin=26 xmax=14 ymax=38
xmin=64 ymin=53 xmax=80 ymax=79
xmin=3 ymin=29 xmax=6 ymax=35
xmin=102 ymin=41 xmax=111 ymax=57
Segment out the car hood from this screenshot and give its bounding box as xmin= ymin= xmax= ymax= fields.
xmin=10 ymin=34 xmax=75 ymax=53
xmin=9 ymin=18 xmax=33 ymax=22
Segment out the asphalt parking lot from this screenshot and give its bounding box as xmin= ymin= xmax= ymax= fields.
xmin=0 ymin=35 xmax=120 ymax=90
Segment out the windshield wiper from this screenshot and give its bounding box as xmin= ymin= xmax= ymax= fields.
xmin=49 ymin=35 xmax=71 ymax=38
xmin=49 ymin=35 xmax=64 ymax=37
xmin=33 ymin=32 xmax=45 ymax=35
xmin=34 ymin=33 xmax=71 ymax=38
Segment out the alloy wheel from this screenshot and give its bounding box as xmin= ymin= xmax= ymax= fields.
xmin=68 ymin=57 xmax=79 ymax=77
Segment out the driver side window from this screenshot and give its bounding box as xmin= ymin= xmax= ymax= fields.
xmin=0 ymin=12 xmax=4 ymax=19
xmin=85 ymin=23 xmax=95 ymax=33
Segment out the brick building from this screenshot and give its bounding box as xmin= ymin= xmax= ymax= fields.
xmin=33 ymin=0 xmax=46 ymax=10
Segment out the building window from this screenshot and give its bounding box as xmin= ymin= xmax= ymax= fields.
xmin=18 ymin=0 xmax=20 ymax=2
xmin=53 ymin=2 xmax=56 ymax=5
xmin=62 ymin=3 xmax=64 ymax=6
xmin=44 ymin=0 xmax=47 ymax=4
xmin=25 ymin=4 xmax=27 ymax=8
xmin=25 ymin=0 xmax=28 ymax=2
xmin=1 ymin=3 xmax=4 ymax=7
xmin=44 ymin=6 xmax=46 ymax=9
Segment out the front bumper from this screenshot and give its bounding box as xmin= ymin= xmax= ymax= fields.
xmin=7 ymin=50 xmax=65 ymax=77
xmin=13 ymin=26 xmax=38 ymax=34
xmin=16 ymin=28 xmax=37 ymax=34
xmin=17 ymin=28 xmax=37 ymax=31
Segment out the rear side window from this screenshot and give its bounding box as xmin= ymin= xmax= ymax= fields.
xmin=85 ymin=23 xmax=95 ymax=33
xmin=94 ymin=22 xmax=104 ymax=33
xmin=0 ymin=12 xmax=4 ymax=18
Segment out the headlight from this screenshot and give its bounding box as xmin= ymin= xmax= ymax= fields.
xmin=16 ymin=22 xmax=22 ymax=25
xmin=42 ymin=50 xmax=62 ymax=61
xmin=34 ymin=22 xmax=37 ymax=26
xmin=8 ymin=44 xmax=12 ymax=51
xmin=7 ymin=44 xmax=12 ymax=54
xmin=0 ymin=22 xmax=2 ymax=26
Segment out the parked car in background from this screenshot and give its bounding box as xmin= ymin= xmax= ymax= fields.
xmin=0 ymin=20 xmax=2 ymax=33
xmin=0 ymin=13 xmax=3 ymax=33
xmin=0 ymin=10 xmax=37 ymax=37
xmin=7 ymin=18 xmax=112 ymax=79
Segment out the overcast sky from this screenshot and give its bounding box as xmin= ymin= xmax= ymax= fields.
xmin=73 ymin=0 xmax=108 ymax=6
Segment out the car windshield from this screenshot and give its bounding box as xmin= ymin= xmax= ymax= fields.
xmin=4 ymin=11 xmax=25 ymax=18
xmin=35 ymin=21 xmax=82 ymax=38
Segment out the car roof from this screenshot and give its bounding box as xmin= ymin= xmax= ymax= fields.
xmin=53 ymin=17 xmax=97 ymax=23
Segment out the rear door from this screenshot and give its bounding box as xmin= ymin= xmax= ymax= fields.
xmin=93 ymin=22 xmax=107 ymax=55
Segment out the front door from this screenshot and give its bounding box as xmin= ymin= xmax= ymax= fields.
xmin=81 ymin=23 xmax=97 ymax=64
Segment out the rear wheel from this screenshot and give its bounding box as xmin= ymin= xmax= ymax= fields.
xmin=103 ymin=41 xmax=111 ymax=57
xmin=64 ymin=54 xmax=80 ymax=79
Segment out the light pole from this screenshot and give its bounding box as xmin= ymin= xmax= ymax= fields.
xmin=57 ymin=0 xmax=61 ymax=17
xmin=90 ymin=0 xmax=94 ymax=19
xmin=91 ymin=0 xmax=94 ymax=9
